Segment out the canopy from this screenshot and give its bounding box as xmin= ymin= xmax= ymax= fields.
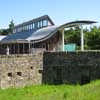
xmin=1 ymin=20 xmax=96 ymax=44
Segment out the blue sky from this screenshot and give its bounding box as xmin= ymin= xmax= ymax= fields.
xmin=0 ymin=0 xmax=100 ymax=28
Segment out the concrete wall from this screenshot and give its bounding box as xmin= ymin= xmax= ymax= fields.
xmin=0 ymin=52 xmax=43 ymax=89
xmin=43 ymin=52 xmax=100 ymax=85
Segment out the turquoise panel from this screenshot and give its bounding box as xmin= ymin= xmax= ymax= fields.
xmin=64 ymin=44 xmax=76 ymax=51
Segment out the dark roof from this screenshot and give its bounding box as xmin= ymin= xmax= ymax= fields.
xmin=1 ymin=20 xmax=97 ymax=44
xmin=1 ymin=26 xmax=58 ymax=43
xmin=59 ymin=20 xmax=97 ymax=29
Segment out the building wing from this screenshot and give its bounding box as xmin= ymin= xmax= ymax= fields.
xmin=1 ymin=19 xmax=96 ymax=44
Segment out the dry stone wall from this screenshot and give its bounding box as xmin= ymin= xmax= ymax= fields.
xmin=1 ymin=51 xmax=100 ymax=88
xmin=0 ymin=53 xmax=43 ymax=89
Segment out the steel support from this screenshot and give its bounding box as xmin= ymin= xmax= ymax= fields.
xmin=80 ymin=25 xmax=84 ymax=51
xmin=62 ymin=29 xmax=64 ymax=51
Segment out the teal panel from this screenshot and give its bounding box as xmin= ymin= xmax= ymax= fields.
xmin=64 ymin=44 xmax=76 ymax=51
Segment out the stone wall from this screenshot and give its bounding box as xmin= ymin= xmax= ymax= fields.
xmin=0 ymin=52 xmax=43 ymax=89
xmin=43 ymin=52 xmax=100 ymax=85
xmin=1 ymin=51 xmax=100 ymax=88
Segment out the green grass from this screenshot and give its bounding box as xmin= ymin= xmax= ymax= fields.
xmin=0 ymin=80 xmax=100 ymax=100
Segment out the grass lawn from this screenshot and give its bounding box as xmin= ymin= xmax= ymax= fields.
xmin=0 ymin=80 xmax=100 ymax=100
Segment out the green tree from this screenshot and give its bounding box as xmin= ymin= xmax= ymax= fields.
xmin=0 ymin=29 xmax=9 ymax=35
xmin=8 ymin=20 xmax=14 ymax=34
xmin=85 ymin=26 xmax=100 ymax=49
xmin=65 ymin=25 xmax=100 ymax=50
xmin=0 ymin=20 xmax=15 ymax=35
xmin=64 ymin=26 xmax=81 ymax=49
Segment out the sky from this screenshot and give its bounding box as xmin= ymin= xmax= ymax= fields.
xmin=0 ymin=0 xmax=100 ymax=28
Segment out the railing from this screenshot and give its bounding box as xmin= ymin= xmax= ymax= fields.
xmin=76 ymin=50 xmax=100 ymax=52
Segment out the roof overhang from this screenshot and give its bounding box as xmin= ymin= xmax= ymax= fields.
xmin=31 ymin=20 xmax=97 ymax=43
xmin=58 ymin=20 xmax=97 ymax=30
xmin=1 ymin=20 xmax=97 ymax=44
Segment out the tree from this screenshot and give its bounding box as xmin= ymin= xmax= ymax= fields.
xmin=85 ymin=26 xmax=100 ymax=49
xmin=0 ymin=29 xmax=9 ymax=35
xmin=8 ymin=20 xmax=14 ymax=34
xmin=0 ymin=20 xmax=15 ymax=35
xmin=64 ymin=26 xmax=81 ymax=49
xmin=65 ymin=25 xmax=100 ymax=50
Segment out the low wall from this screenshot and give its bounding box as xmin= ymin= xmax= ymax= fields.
xmin=1 ymin=51 xmax=100 ymax=88
xmin=0 ymin=53 xmax=43 ymax=88
xmin=43 ymin=52 xmax=100 ymax=84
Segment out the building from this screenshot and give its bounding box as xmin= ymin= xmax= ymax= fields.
xmin=0 ymin=15 xmax=97 ymax=88
xmin=0 ymin=35 xmax=7 ymax=54
xmin=0 ymin=15 xmax=96 ymax=54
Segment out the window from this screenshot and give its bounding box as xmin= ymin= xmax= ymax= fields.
xmin=17 ymin=72 xmax=22 ymax=76
xmin=30 ymin=66 xmax=33 ymax=69
xmin=34 ymin=22 xmax=38 ymax=29
xmin=8 ymin=73 xmax=12 ymax=77
xmin=32 ymin=23 xmax=34 ymax=29
xmin=40 ymin=21 xmax=42 ymax=28
xmin=40 ymin=21 xmax=43 ymax=28
xmin=13 ymin=29 xmax=16 ymax=33
xmin=43 ymin=20 xmax=48 ymax=27
xmin=38 ymin=70 xmax=43 ymax=73
xmin=21 ymin=26 xmax=23 ymax=32
xmin=23 ymin=26 xmax=25 ymax=31
xmin=19 ymin=27 xmax=21 ymax=32
xmin=15 ymin=29 xmax=16 ymax=33
xmin=17 ymin=28 xmax=20 ymax=32
xmin=25 ymin=25 xmax=27 ymax=30
xmin=31 ymin=24 xmax=33 ymax=30
xmin=29 ymin=25 xmax=31 ymax=30
xmin=42 ymin=44 xmax=45 ymax=48
xmin=38 ymin=22 xmax=40 ymax=28
xmin=29 ymin=24 xmax=33 ymax=30
xmin=27 ymin=25 xmax=29 ymax=30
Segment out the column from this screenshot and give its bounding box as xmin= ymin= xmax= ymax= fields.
xmin=23 ymin=43 xmax=24 ymax=54
xmin=6 ymin=45 xmax=9 ymax=55
xmin=28 ymin=41 xmax=31 ymax=54
xmin=13 ymin=44 xmax=15 ymax=54
xmin=80 ymin=25 xmax=84 ymax=51
xmin=62 ymin=29 xmax=64 ymax=51
xmin=18 ymin=44 xmax=19 ymax=54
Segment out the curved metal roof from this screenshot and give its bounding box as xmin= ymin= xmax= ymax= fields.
xmin=0 ymin=36 xmax=7 ymax=41
xmin=1 ymin=20 xmax=96 ymax=44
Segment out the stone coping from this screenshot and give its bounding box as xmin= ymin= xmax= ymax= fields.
xmin=0 ymin=53 xmax=43 ymax=58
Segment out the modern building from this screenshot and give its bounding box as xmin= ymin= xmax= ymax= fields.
xmin=0 ymin=15 xmax=96 ymax=54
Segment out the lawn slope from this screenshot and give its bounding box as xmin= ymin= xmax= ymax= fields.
xmin=0 ymin=80 xmax=100 ymax=100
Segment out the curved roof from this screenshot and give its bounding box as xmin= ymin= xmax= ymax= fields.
xmin=0 ymin=36 xmax=7 ymax=41
xmin=1 ymin=20 xmax=96 ymax=44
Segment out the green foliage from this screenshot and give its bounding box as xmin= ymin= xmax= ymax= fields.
xmin=65 ymin=26 xmax=81 ymax=50
xmin=65 ymin=26 xmax=100 ymax=50
xmin=85 ymin=26 xmax=100 ymax=49
xmin=8 ymin=20 xmax=14 ymax=34
xmin=0 ymin=80 xmax=100 ymax=100
xmin=0 ymin=20 xmax=14 ymax=35
xmin=0 ymin=29 xmax=9 ymax=35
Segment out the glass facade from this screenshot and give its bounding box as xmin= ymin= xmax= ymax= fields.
xmin=13 ymin=16 xmax=53 ymax=33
